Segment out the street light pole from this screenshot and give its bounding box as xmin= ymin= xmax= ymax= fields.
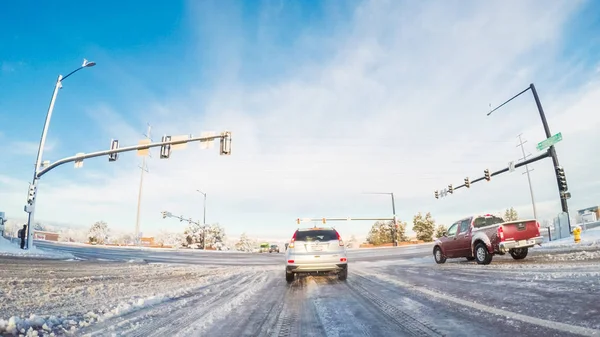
xmin=363 ymin=192 xmax=398 ymax=246
xmin=196 ymin=189 xmax=207 ymax=250
xmin=25 ymin=59 xmax=96 ymax=250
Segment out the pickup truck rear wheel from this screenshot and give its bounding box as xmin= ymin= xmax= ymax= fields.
xmin=433 ymin=246 xmax=446 ymax=264
xmin=474 ymin=242 xmax=493 ymax=265
xmin=510 ymin=248 xmax=528 ymax=260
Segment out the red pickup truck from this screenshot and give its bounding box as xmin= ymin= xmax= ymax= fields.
xmin=433 ymin=214 xmax=543 ymax=265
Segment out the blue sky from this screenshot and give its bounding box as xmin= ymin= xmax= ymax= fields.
xmin=1 ymin=0 xmax=600 ymax=241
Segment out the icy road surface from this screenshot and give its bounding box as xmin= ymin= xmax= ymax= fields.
xmin=1 ymin=249 xmax=600 ymax=337
xmin=33 ymin=240 xmax=435 ymax=265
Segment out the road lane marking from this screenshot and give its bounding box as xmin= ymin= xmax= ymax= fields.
xmin=354 ymin=269 xmax=600 ymax=337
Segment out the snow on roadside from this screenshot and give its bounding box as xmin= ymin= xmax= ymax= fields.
xmin=535 ymin=227 xmax=600 ymax=250
xmin=0 ymin=237 xmax=74 ymax=260
xmin=0 ymin=259 xmax=250 ymax=336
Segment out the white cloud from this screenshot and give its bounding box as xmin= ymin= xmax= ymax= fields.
xmin=4 ymin=140 xmax=57 ymax=156
xmin=1 ymin=0 xmax=599 ymax=241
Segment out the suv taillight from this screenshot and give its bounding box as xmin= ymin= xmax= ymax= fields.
xmin=289 ymin=231 xmax=297 ymax=249
xmin=335 ymin=230 xmax=344 ymax=246
xmin=497 ymin=226 xmax=505 ymax=241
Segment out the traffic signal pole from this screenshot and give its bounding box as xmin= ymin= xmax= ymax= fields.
xmin=486 ymin=83 xmax=570 ymax=231
xmin=530 ymin=84 xmax=569 ymax=222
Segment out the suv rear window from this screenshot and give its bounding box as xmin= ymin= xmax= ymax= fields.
xmin=473 ymin=216 xmax=505 ymax=228
xmin=295 ymin=230 xmax=338 ymax=242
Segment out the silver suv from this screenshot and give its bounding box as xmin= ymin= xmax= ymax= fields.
xmin=285 ymin=227 xmax=348 ymax=283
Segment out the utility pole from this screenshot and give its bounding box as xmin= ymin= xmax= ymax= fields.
xmin=517 ymin=134 xmax=537 ymax=220
xmin=135 ymin=124 xmax=151 ymax=245
xmin=196 ymin=189 xmax=207 ymax=250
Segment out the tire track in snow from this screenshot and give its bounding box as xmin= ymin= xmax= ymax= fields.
xmin=138 ymin=272 xmax=264 ymax=337
xmin=172 ymin=271 xmax=276 ymax=336
xmin=201 ymin=270 xmax=288 ymax=337
xmin=353 ymin=268 xmax=600 ymax=337
xmin=346 ymin=275 xmax=443 ymax=337
xmin=80 ymin=270 xmax=254 ymax=336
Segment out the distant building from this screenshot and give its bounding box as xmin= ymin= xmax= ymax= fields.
xmin=140 ymin=237 xmax=155 ymax=246
xmin=33 ymin=230 xmax=60 ymax=241
xmin=577 ymin=206 xmax=599 ymax=221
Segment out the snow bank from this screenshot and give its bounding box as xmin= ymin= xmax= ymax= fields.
xmin=536 ymin=227 xmax=600 ymax=250
xmin=0 ymin=237 xmax=73 ymax=259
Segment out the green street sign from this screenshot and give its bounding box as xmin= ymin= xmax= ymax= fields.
xmin=536 ymin=132 xmax=562 ymax=151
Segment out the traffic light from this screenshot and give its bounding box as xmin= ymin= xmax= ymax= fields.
xmin=464 ymin=177 xmax=470 ymax=188
xmin=322 ymin=218 xmax=326 ymax=224
xmin=296 ymin=218 xmax=300 ymax=225
xmin=448 ymin=184 xmax=453 ymax=194
xmin=434 ymin=190 xmax=439 ymax=199
xmin=108 ymin=139 xmax=119 ymax=162
xmin=160 ymin=135 xmax=172 ymax=159
xmin=161 ymin=211 xmax=167 ymax=219
xmin=484 ymin=169 xmax=491 ymax=181
xmin=26 ymin=182 xmax=37 ymax=205
xmin=220 ymin=131 xmax=232 ymax=155
xmin=556 ymin=166 xmax=568 ymax=192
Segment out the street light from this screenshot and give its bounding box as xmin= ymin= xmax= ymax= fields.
xmin=25 ymin=59 xmax=96 ymax=250
xmin=363 ymin=192 xmax=398 ymax=246
xmin=196 ymin=189 xmax=207 ymax=250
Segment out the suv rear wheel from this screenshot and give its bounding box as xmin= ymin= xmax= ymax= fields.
xmin=338 ymin=267 xmax=347 ymax=281
xmin=286 ymin=271 xmax=294 ymax=283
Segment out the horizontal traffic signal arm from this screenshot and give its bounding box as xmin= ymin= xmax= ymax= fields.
xmin=36 ymin=132 xmax=230 ymax=178
xmin=446 ymin=150 xmax=550 ymax=193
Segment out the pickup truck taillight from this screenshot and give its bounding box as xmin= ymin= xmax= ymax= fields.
xmin=497 ymin=226 xmax=505 ymax=241
xmin=536 ymin=221 xmax=540 ymax=236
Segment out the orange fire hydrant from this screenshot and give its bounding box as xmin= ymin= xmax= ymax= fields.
xmin=573 ymin=226 xmax=581 ymax=243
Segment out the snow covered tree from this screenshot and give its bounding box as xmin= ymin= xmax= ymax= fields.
xmin=367 ymin=220 xmax=407 ymax=245
xmin=413 ymin=212 xmax=435 ymax=242
xmin=155 ymin=230 xmax=184 ymax=247
xmin=88 ymin=221 xmax=109 ymax=244
xmin=183 ymin=222 xmax=204 ymax=248
xmin=205 ymin=223 xmax=228 ymax=250
xmin=345 ymin=235 xmax=358 ymax=248
xmin=434 ymin=224 xmax=448 ymax=238
xmin=235 ymin=233 xmax=255 ymax=252
xmin=367 ymin=221 xmax=391 ymax=245
xmin=504 ymin=207 xmax=519 ymax=221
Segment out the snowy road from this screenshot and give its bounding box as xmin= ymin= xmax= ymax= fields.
xmin=2 ymin=247 xmax=599 ymax=337
xmin=32 ymin=240 xmax=435 ymax=265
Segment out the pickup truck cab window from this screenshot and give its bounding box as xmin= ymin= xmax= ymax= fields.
xmin=446 ymin=223 xmax=458 ymax=237
xmin=459 ymin=219 xmax=471 ymax=233
xmin=473 ymin=215 xmax=504 ymax=228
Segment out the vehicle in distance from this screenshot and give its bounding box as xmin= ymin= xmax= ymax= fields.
xmin=258 ymin=242 xmax=270 ymax=253
xmin=433 ymin=214 xmax=543 ymax=265
xmin=285 ymin=227 xmax=348 ymax=283
xmin=269 ymin=244 xmax=280 ymax=253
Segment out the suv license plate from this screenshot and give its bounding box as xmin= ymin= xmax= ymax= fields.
xmin=312 ymin=245 xmax=323 ymax=251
